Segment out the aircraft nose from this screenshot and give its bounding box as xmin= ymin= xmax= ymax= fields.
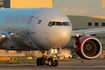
xmin=56 ymin=27 xmax=71 ymax=47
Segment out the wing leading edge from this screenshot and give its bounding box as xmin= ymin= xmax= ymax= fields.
xmin=72 ymin=27 xmax=105 ymax=37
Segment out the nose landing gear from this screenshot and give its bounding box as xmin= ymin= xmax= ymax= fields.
xmin=37 ymin=48 xmax=58 ymax=67
xmin=37 ymin=57 xmax=58 ymax=66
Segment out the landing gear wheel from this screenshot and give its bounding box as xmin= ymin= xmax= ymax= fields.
xmin=40 ymin=58 xmax=45 ymax=65
xmin=37 ymin=58 xmax=45 ymax=66
xmin=54 ymin=60 xmax=58 ymax=66
xmin=37 ymin=58 xmax=40 ymax=65
xmin=48 ymin=58 xmax=54 ymax=66
xmin=48 ymin=58 xmax=58 ymax=67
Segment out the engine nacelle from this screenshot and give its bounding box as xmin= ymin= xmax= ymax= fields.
xmin=74 ymin=36 xmax=102 ymax=59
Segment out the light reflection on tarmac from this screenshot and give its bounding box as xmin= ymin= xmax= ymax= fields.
xmin=0 ymin=60 xmax=105 ymax=70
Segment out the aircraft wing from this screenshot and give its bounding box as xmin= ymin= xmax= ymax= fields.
xmin=72 ymin=27 xmax=105 ymax=37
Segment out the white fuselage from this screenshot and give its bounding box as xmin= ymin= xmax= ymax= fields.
xmin=0 ymin=8 xmax=72 ymax=50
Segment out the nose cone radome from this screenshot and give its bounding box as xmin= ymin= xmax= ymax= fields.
xmin=56 ymin=27 xmax=72 ymax=47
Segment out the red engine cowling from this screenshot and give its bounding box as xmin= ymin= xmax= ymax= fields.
xmin=74 ymin=36 xmax=102 ymax=59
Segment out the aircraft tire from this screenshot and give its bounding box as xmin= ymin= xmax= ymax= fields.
xmin=54 ymin=60 xmax=58 ymax=66
xmin=48 ymin=58 xmax=54 ymax=66
xmin=40 ymin=58 xmax=45 ymax=65
xmin=48 ymin=58 xmax=58 ymax=67
xmin=37 ymin=58 xmax=40 ymax=65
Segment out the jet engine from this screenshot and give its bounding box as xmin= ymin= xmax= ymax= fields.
xmin=74 ymin=36 xmax=102 ymax=59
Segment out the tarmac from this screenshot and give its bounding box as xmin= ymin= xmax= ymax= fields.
xmin=0 ymin=59 xmax=105 ymax=70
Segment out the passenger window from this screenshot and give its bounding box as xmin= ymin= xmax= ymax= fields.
xmin=56 ymin=22 xmax=62 ymax=26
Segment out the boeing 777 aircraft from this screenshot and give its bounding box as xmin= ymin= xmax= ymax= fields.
xmin=0 ymin=8 xmax=104 ymax=66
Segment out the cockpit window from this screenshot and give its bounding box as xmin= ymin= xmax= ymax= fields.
xmin=56 ymin=22 xmax=62 ymax=26
xmin=48 ymin=22 xmax=55 ymax=26
xmin=48 ymin=22 xmax=70 ymax=26
xmin=63 ymin=22 xmax=70 ymax=26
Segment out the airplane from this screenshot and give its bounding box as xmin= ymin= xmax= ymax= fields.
xmin=0 ymin=8 xmax=104 ymax=66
